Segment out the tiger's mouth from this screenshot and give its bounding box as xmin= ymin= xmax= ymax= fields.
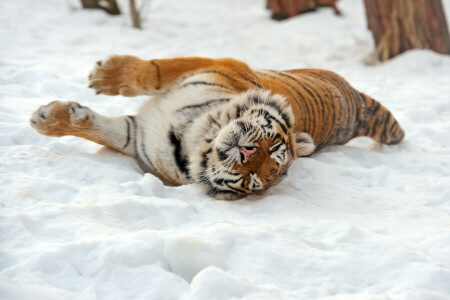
xmin=214 ymin=119 xmax=256 ymax=166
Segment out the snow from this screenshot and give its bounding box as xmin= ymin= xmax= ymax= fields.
xmin=1 ymin=0 xmax=450 ymax=299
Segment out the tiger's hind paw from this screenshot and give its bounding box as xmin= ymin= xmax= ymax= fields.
xmin=88 ymin=55 xmax=145 ymax=97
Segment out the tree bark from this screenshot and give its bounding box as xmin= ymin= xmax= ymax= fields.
xmin=364 ymin=0 xmax=450 ymax=62
xmin=129 ymin=0 xmax=141 ymax=29
xmin=266 ymin=0 xmax=340 ymax=20
xmin=81 ymin=0 xmax=121 ymax=15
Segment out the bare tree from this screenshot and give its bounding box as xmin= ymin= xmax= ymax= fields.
xmin=364 ymin=0 xmax=450 ymax=62
xmin=81 ymin=0 xmax=121 ymax=15
xmin=129 ymin=0 xmax=141 ymax=29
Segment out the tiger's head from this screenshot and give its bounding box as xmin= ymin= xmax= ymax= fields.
xmin=190 ymin=89 xmax=316 ymax=200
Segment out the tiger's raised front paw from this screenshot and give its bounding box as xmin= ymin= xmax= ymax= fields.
xmin=30 ymin=101 xmax=94 ymax=137
xmin=88 ymin=55 xmax=146 ymax=97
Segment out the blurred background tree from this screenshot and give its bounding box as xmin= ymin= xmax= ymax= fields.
xmin=81 ymin=0 xmax=121 ymax=15
xmin=266 ymin=0 xmax=340 ymax=20
xmin=80 ymin=0 xmax=148 ymax=29
xmin=364 ymin=0 xmax=450 ymax=62
xmin=129 ymin=0 xmax=141 ymax=29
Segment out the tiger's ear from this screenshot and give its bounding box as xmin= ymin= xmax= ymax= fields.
xmin=295 ymin=132 xmax=315 ymax=157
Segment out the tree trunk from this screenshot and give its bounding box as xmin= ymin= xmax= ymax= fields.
xmin=81 ymin=0 xmax=121 ymax=15
xmin=129 ymin=0 xmax=141 ymax=29
xmin=266 ymin=0 xmax=340 ymax=20
xmin=364 ymin=0 xmax=450 ymax=62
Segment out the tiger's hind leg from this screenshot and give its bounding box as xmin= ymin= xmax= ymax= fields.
xmin=87 ymin=55 xmax=251 ymax=97
xmin=357 ymin=94 xmax=405 ymax=145
xmin=30 ymin=101 xmax=137 ymax=156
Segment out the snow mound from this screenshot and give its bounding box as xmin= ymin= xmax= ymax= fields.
xmin=187 ymin=266 xmax=283 ymax=300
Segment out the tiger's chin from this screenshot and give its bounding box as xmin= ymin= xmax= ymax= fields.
xmin=213 ymin=192 xmax=248 ymax=201
xmin=208 ymin=175 xmax=281 ymax=200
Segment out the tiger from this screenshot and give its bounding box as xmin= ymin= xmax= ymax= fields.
xmin=30 ymin=55 xmax=405 ymax=200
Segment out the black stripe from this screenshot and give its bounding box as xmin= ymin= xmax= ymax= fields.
xmin=248 ymin=126 xmax=260 ymax=140
xmin=151 ymin=61 xmax=161 ymax=90
xmin=344 ymin=87 xmax=355 ymax=123
xmin=180 ymin=81 xmax=232 ymax=90
xmin=236 ymin=121 xmax=248 ymax=133
xmin=241 ymin=178 xmax=247 ymax=189
xmin=270 ymin=143 xmax=282 ymax=153
xmin=348 ymin=88 xmax=363 ymax=136
xmin=355 ymin=91 xmax=367 ymax=108
xmin=177 ymin=98 xmax=230 ymax=112
xmin=244 ymin=76 xmax=263 ymax=89
xmin=221 ymin=177 xmax=243 ymax=185
xmin=379 ymin=111 xmax=391 ymax=143
xmin=371 ymin=101 xmax=381 ymax=116
xmin=200 ymin=147 xmax=212 ymax=168
xmin=217 ymin=149 xmax=228 ymax=161
xmin=236 ymin=71 xmax=264 ymax=88
xmin=169 ymin=129 xmax=190 ymax=177
xmin=359 ymin=95 xmax=374 ymax=136
xmin=214 ymin=178 xmax=225 ymax=185
xmin=129 ymin=116 xmax=138 ymax=156
xmin=224 ymin=170 xmax=240 ymax=176
xmin=236 ymin=104 xmax=249 ymax=118
xmin=198 ymin=69 xmax=263 ymax=89
xmin=389 ymin=119 xmax=398 ymax=135
xmin=123 ymin=117 xmax=131 ymax=149
xmin=266 ymin=113 xmax=287 ymax=134
xmin=208 ymin=115 xmax=220 ymax=127
xmin=224 ymin=180 xmax=246 ymax=194
xmin=199 ymin=71 xmax=239 ymax=83
xmin=371 ymin=118 xmax=379 ymax=137
xmin=272 ymin=133 xmax=281 ymax=141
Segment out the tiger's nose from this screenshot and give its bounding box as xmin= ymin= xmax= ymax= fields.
xmin=240 ymin=146 xmax=257 ymax=163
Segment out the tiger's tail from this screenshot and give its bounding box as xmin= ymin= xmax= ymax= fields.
xmin=356 ymin=93 xmax=405 ymax=145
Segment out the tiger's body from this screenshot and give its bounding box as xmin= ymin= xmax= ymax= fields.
xmin=30 ymin=56 xmax=404 ymax=200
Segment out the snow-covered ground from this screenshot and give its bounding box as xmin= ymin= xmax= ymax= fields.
xmin=1 ymin=0 xmax=450 ymax=299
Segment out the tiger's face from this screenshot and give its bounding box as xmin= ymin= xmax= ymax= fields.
xmin=191 ymin=90 xmax=315 ymax=200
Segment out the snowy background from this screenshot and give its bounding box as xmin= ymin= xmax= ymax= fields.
xmin=1 ymin=0 xmax=450 ymax=299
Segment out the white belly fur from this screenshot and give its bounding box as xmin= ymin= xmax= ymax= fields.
xmin=136 ymin=73 xmax=236 ymax=184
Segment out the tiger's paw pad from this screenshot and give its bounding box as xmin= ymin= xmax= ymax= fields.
xmin=30 ymin=101 xmax=93 ymax=136
xmin=88 ymin=55 xmax=143 ymax=96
